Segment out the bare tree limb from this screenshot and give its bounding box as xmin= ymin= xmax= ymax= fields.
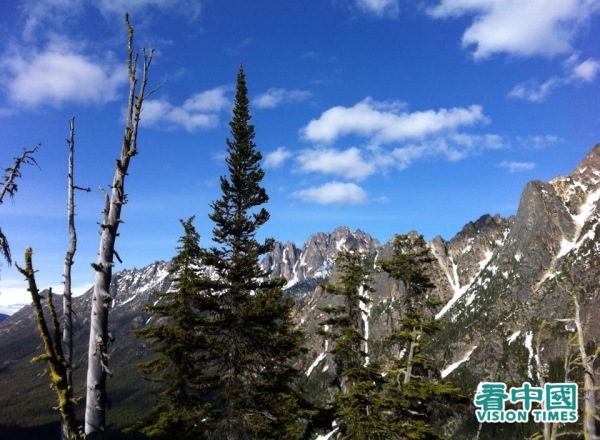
xmin=84 ymin=13 xmax=156 ymax=439
xmin=16 ymin=248 xmax=81 ymax=439
xmin=0 ymin=144 xmax=41 ymax=266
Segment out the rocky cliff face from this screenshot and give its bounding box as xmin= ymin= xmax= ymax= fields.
xmin=261 ymin=226 xmax=379 ymax=289
xmin=1 ymin=144 xmax=598 ymax=439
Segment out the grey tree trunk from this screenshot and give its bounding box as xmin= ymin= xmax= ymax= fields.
xmin=62 ymin=118 xmax=89 ymax=440
xmin=84 ymin=14 xmax=156 ymax=439
xmin=571 ymin=291 xmax=598 ymax=440
xmin=404 ymin=330 xmax=416 ymax=384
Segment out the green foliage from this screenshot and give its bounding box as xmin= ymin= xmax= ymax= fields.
xmin=136 ymin=66 xmax=305 ymax=439
xmin=319 ymin=249 xmax=394 ymax=438
xmin=320 ymin=249 xmax=373 ymax=391
xmin=130 ymin=217 xmax=207 ymax=439
xmin=196 ymin=65 xmax=304 ymax=439
xmin=379 ymin=234 xmax=434 ymax=304
xmin=379 ymin=234 xmax=463 ymax=439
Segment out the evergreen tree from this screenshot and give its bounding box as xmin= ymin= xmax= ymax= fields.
xmin=132 ymin=217 xmax=207 ymax=439
xmin=379 ymin=234 xmax=461 ymax=439
xmin=194 ymin=65 xmax=304 ymax=439
xmin=320 ymin=249 xmax=372 ymax=395
xmin=380 ymin=234 xmax=435 ymax=385
xmin=319 ymin=249 xmax=400 ymax=439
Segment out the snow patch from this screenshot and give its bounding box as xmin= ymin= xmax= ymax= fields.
xmin=359 ymin=284 xmax=372 ymax=366
xmin=479 ymin=250 xmax=493 ymax=270
xmin=117 ymin=293 xmax=137 ymax=307
xmin=436 ymin=249 xmax=493 ymax=319
xmin=306 ymin=352 xmax=327 ymax=377
xmin=507 ymin=331 xmax=520 ymax=345
xmin=316 ymin=427 xmax=339 ymax=440
xmin=524 ymin=331 xmax=535 ymax=380
xmin=441 ymin=346 xmax=477 ymax=378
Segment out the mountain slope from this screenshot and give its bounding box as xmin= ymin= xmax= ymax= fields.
xmin=0 ymin=144 xmax=598 ymax=439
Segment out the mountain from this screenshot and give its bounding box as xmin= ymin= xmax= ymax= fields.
xmin=0 ymin=313 xmax=7 ymax=323
xmin=0 ymin=144 xmax=598 ymax=439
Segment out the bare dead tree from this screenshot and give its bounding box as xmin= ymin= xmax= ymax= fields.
xmin=61 ymin=117 xmax=90 ymax=440
xmin=16 ymin=248 xmax=81 ymax=439
xmin=84 ymin=13 xmax=157 ymax=439
xmin=555 ymin=277 xmax=599 ymax=440
xmin=0 ymin=144 xmax=40 ymax=266
xmin=569 ymin=290 xmax=598 ymax=440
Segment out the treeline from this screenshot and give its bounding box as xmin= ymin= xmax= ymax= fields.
xmin=123 ymin=69 xmax=463 ymax=440
xmin=0 ymin=15 xmax=463 ymax=440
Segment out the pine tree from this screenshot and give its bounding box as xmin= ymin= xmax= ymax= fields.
xmin=379 ymin=234 xmax=435 ymax=385
xmin=194 ymin=65 xmax=304 ymax=439
xmin=131 ymin=217 xmax=207 ymax=439
xmin=379 ymin=234 xmax=461 ymax=439
xmin=319 ymin=249 xmax=399 ymax=439
xmin=320 ymin=249 xmax=372 ymax=395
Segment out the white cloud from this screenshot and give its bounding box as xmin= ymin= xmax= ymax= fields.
xmin=264 ymin=147 xmax=292 ymax=169
xmin=517 ymin=135 xmax=561 ymax=150
xmin=572 ymin=58 xmax=600 ymax=82
xmin=3 ymin=46 xmax=127 ymax=108
xmin=301 ymin=97 xmax=487 ymax=144
xmin=508 ymin=55 xmax=600 ymax=103
xmin=182 ymin=87 xmax=230 ymax=112
xmin=292 ymin=182 xmax=367 ymax=205
xmin=297 ymin=147 xmax=376 ymax=181
xmin=0 ymin=278 xmax=92 ymax=314
xmin=20 ymin=0 xmax=84 ymax=42
xmin=499 ymin=161 xmax=536 ymax=173
xmin=254 ymin=88 xmax=312 ymax=109
xmin=390 ymin=134 xmax=505 ymax=169
xmin=428 ymin=0 xmax=599 ymax=59
xmin=355 ymin=0 xmax=400 ymax=18
xmin=507 ymin=78 xmax=560 ymax=103
xmin=141 ymin=87 xmax=230 ymax=132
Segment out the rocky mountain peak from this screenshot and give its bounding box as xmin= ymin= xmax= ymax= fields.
xmin=261 ymin=226 xmax=380 ymax=289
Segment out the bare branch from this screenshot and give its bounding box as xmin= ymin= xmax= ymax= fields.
xmin=17 ymin=248 xmax=81 ymax=439
xmin=85 ymin=14 xmax=156 ymax=437
xmin=0 ymin=144 xmax=41 ymax=265
xmin=0 ymin=144 xmax=41 ymax=205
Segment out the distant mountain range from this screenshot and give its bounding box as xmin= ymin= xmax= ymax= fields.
xmin=1 ymin=144 xmax=598 ymax=439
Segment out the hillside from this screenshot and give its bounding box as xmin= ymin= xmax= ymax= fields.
xmin=1 ymin=144 xmax=598 ymax=439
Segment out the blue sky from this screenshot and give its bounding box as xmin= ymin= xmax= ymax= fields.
xmin=0 ymin=0 xmax=599 ymax=310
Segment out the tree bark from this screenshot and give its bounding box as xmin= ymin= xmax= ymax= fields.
xmin=570 ymin=291 xmax=598 ymax=440
xmin=17 ymin=249 xmax=80 ymax=439
xmin=84 ymin=14 xmax=155 ymax=439
xmin=62 ymin=117 xmax=89 ymax=440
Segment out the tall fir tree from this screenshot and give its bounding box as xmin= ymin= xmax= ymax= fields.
xmin=195 ymin=65 xmax=304 ymax=439
xmin=319 ymin=249 xmax=400 ymax=439
xmin=131 ymin=217 xmax=207 ymax=439
xmin=379 ymin=234 xmax=461 ymax=439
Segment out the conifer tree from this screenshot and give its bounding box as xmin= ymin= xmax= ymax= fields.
xmin=319 ymin=249 xmax=399 ymax=439
xmin=132 ymin=217 xmax=206 ymax=439
xmin=194 ymin=65 xmax=304 ymax=439
xmin=320 ymin=249 xmax=372 ymax=394
xmin=380 ymin=234 xmax=435 ymax=385
xmin=379 ymin=234 xmax=460 ymax=439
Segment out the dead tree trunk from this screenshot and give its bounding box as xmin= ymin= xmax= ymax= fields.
xmin=570 ymin=290 xmax=598 ymax=440
xmin=62 ymin=117 xmax=89 ymax=440
xmin=84 ymin=14 xmax=155 ymax=439
xmin=16 ymin=249 xmax=80 ymax=439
